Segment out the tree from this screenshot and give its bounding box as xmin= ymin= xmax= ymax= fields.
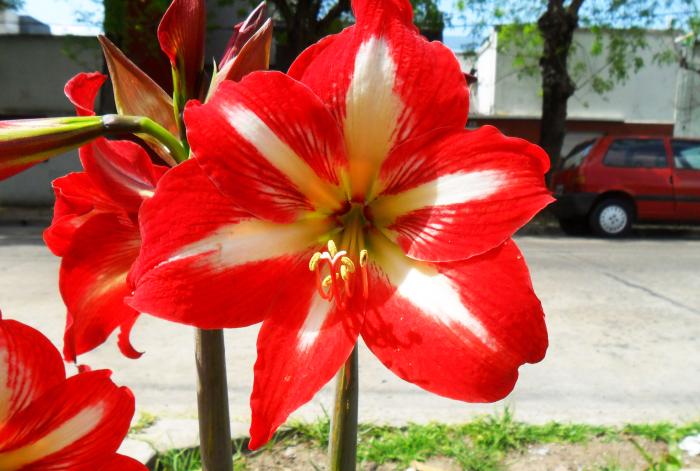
xmin=457 ymin=0 xmax=697 ymax=169
xmin=0 ymin=0 xmax=23 ymax=10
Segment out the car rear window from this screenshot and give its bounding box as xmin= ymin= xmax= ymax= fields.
xmin=603 ymin=139 xmax=667 ymax=168
xmin=672 ymin=140 xmax=700 ymax=170
xmin=560 ymin=139 xmax=595 ymax=170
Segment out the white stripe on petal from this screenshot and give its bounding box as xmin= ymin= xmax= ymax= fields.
xmin=297 ymin=294 xmax=332 ymax=351
xmin=344 ymin=37 xmax=404 ymax=198
xmin=372 ymin=235 xmax=496 ymax=351
xmin=222 ymin=105 xmax=342 ymax=210
xmin=371 ymin=170 xmax=505 ymax=225
xmin=158 ymin=218 xmax=330 ymax=271
xmin=0 ymin=404 xmax=104 ymax=469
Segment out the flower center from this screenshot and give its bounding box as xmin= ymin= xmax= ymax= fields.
xmin=309 ymin=202 xmax=372 ymax=308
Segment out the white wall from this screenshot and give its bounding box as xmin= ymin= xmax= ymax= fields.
xmin=476 ymin=28 xmax=680 ymax=124
xmin=0 ymin=35 xmax=103 ymax=206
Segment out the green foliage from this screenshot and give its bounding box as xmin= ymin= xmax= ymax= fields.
xmin=411 ymin=0 xmax=445 ymax=31
xmin=462 ymin=0 xmax=697 ymax=99
xmin=0 ymin=0 xmax=23 ymax=11
xmin=129 ymin=412 xmax=158 ymax=434
xmin=151 ymin=413 xmax=700 ymax=471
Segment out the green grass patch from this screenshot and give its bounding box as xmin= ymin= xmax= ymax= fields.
xmin=149 ymin=410 xmax=700 ymax=470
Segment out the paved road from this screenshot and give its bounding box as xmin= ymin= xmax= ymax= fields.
xmin=1 ymin=225 xmax=699 ymax=446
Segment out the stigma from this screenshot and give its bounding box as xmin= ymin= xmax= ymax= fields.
xmin=309 ymin=240 xmax=369 ymax=308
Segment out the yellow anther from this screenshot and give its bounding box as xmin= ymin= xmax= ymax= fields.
xmin=322 ymin=275 xmax=333 ymax=288
xmin=309 ymin=252 xmax=322 ymax=271
xmin=359 ymin=250 xmax=368 ymax=267
xmin=340 ymin=264 xmax=349 ymax=281
xmin=327 ymin=239 xmax=338 ymax=258
xmin=340 ymin=256 xmax=355 ymax=273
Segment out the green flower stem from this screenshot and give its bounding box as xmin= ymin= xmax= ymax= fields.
xmin=102 ymin=114 xmax=189 ymax=163
xmin=329 ymin=345 xmax=359 ymax=471
xmin=170 ymin=67 xmax=189 ymax=150
xmin=195 ymin=329 xmax=233 ymax=471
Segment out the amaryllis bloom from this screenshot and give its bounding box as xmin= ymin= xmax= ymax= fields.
xmin=0 ymin=314 xmax=144 ymax=470
xmin=207 ymin=2 xmax=273 ymax=99
xmin=44 ymin=72 xmax=167 ymax=362
xmin=130 ymin=0 xmax=553 ymax=449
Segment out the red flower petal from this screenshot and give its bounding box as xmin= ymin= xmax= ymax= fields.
xmin=65 ymin=74 xmax=169 ymax=209
xmin=288 ymin=0 xmax=468 ymax=199
xmin=79 ymin=138 xmax=166 ymax=215
xmin=98 ymin=454 xmax=148 ymax=471
xmin=44 ymin=172 xmax=119 ymax=257
xmin=249 ymin=289 xmax=363 ymax=449
xmin=371 ymin=127 xmax=553 ymax=261
xmin=63 ymin=72 xmax=105 ymax=117
xmin=129 ymin=159 xmax=332 ymax=328
xmin=59 ymin=213 xmax=141 ymax=362
xmin=0 ymin=319 xmax=66 ymax=424
xmin=99 ymin=454 xmax=147 ymax=471
xmin=361 ymin=235 xmax=547 ymax=402
xmin=0 ymin=370 xmax=134 ymax=471
xmin=157 ymin=0 xmax=206 ymax=100
xmin=186 ymin=72 xmax=347 ymax=222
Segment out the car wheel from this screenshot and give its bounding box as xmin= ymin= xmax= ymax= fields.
xmin=557 ymin=217 xmax=589 ymax=236
xmin=589 ymin=198 xmax=633 ymax=237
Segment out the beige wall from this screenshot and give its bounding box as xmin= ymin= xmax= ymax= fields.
xmin=0 ymin=35 xmax=103 ymax=205
xmin=473 ymin=29 xmax=680 ymax=125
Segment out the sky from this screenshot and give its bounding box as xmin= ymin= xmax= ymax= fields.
xmin=17 ymin=0 xmax=699 ymax=50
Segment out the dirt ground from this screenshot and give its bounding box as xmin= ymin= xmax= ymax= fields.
xmin=237 ymin=438 xmax=700 ymax=470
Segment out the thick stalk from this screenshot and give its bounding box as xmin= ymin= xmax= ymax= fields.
xmin=329 ymin=345 xmax=359 ymax=471
xmin=195 ymin=329 xmax=233 ymax=471
xmin=102 ymin=114 xmax=188 ymax=163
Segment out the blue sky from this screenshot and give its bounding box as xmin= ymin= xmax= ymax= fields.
xmin=19 ymin=0 xmax=468 ymax=35
xmin=18 ymin=0 xmax=697 ymax=50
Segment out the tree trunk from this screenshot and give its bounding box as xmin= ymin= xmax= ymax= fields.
xmin=537 ymin=0 xmax=583 ymax=171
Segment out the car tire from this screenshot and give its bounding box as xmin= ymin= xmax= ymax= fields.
xmin=589 ymin=198 xmax=633 ymax=237
xmin=557 ymin=217 xmax=589 ymax=236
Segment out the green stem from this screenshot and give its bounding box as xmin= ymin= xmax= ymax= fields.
xmin=329 ymin=345 xmax=359 ymax=471
xmin=195 ymin=329 xmax=233 ymax=471
xmin=102 ymin=114 xmax=188 ymax=163
xmin=171 ymin=67 xmax=190 ymax=150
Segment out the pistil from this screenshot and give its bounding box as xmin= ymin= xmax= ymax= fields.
xmin=309 ymin=240 xmax=369 ymax=308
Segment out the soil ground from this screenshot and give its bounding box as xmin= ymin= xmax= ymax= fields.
xmin=208 ymin=438 xmax=700 ymax=470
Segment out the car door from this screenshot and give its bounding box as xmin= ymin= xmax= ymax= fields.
xmin=601 ymin=138 xmax=674 ymax=220
xmin=671 ymin=139 xmax=700 ymax=221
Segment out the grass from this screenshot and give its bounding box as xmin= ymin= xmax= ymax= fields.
xmin=130 ymin=412 xmax=158 ymax=434
xmin=150 ymin=410 xmax=700 ymax=471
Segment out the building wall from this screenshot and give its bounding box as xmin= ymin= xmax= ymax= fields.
xmin=0 ymin=35 xmax=103 ymax=206
xmin=473 ymin=29 xmax=679 ymax=125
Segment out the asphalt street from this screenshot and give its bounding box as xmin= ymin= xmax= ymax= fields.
xmin=1 ymin=224 xmax=699 ymax=438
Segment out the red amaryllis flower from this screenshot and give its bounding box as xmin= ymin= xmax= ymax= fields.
xmin=207 ymin=1 xmax=273 ymax=99
xmin=0 ymin=314 xmax=144 ymax=470
xmin=44 ymin=72 xmax=167 ymax=362
xmin=129 ymin=0 xmax=553 ymax=448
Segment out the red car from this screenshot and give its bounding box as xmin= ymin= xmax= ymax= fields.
xmin=550 ymin=135 xmax=700 ymax=236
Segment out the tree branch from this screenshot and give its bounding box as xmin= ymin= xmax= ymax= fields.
xmin=269 ymin=0 xmax=293 ymax=24
xmin=568 ymin=0 xmax=585 ymax=15
xmin=318 ymin=0 xmax=351 ymax=32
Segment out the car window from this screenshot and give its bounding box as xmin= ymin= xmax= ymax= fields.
xmin=603 ymin=139 xmax=668 ymax=168
xmin=672 ymin=140 xmax=700 ymax=171
xmin=560 ymin=139 xmax=595 ymax=170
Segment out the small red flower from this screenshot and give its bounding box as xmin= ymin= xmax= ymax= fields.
xmin=44 ymin=72 xmax=168 ymax=362
xmin=0 ymin=314 xmax=144 ymax=470
xmin=129 ymin=0 xmax=553 ymax=448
